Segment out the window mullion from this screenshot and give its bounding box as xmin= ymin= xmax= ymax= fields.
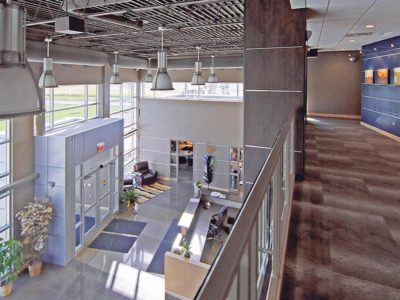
xmin=50 ymin=88 xmax=55 ymax=129
xmin=84 ymin=85 xmax=88 ymax=120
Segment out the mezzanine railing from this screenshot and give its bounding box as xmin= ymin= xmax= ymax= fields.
xmin=195 ymin=111 xmax=296 ymax=300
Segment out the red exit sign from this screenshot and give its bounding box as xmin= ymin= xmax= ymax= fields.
xmin=97 ymin=142 xmax=105 ymax=153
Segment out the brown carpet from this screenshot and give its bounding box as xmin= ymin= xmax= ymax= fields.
xmin=281 ymin=118 xmax=400 ymax=300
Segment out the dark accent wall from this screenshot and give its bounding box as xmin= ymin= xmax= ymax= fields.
xmin=308 ymin=51 xmax=362 ymax=116
xmin=362 ymin=36 xmax=400 ymax=136
xmin=243 ymin=0 xmax=306 ymax=196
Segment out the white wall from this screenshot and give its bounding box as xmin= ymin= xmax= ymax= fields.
xmin=139 ymin=98 xmax=243 ymax=190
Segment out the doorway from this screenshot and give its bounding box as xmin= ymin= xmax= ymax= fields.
xmin=169 ymin=140 xmax=194 ymax=183
xmin=75 ymin=147 xmax=119 ymax=252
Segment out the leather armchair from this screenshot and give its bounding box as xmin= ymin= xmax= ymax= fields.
xmin=133 ymin=161 xmax=158 ymax=186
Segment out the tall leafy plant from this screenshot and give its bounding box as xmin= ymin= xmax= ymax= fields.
xmin=203 ymin=154 xmax=215 ymax=189
xmin=0 ymin=239 xmax=24 ymax=287
xmin=16 ymin=197 xmax=53 ymax=266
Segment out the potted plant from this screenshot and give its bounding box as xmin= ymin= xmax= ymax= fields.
xmin=123 ymin=189 xmax=139 ymax=212
xmin=203 ymin=155 xmax=215 ymax=190
xmin=181 ymin=240 xmax=191 ymax=259
xmin=193 ymin=181 xmax=202 ymax=195
xmin=16 ymin=197 xmax=53 ymax=277
xmin=0 ymin=239 xmax=24 ymax=297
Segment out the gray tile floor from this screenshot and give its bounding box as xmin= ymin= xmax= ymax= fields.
xmin=10 ymin=176 xmax=195 ymax=300
xmin=10 ymin=165 xmax=240 ymax=300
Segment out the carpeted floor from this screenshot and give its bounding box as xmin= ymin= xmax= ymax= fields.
xmin=281 ymin=118 xmax=400 ymax=300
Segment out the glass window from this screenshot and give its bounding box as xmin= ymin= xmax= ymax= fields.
xmin=45 ymin=85 xmax=99 ymax=130
xmin=0 ymin=119 xmax=11 ymax=241
xmin=140 ymin=82 xmax=243 ymax=101
xmin=109 ymin=83 xmax=139 ymax=173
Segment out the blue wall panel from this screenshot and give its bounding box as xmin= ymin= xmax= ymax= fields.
xmin=362 ymin=36 xmax=400 ymax=136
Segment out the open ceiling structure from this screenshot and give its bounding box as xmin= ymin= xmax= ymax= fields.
xmin=19 ymin=0 xmax=244 ymax=59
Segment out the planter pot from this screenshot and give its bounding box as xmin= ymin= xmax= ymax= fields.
xmin=0 ymin=282 xmax=13 ymax=298
xmin=194 ymin=186 xmax=201 ymax=196
xmin=28 ymin=262 xmax=42 ymax=277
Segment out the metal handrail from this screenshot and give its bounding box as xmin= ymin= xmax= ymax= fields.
xmin=0 ymin=173 xmax=38 ymax=195
xmin=196 ymin=110 xmax=294 ymax=299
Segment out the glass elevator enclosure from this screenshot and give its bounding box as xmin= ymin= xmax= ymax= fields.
xmin=34 ymin=118 xmax=124 ymax=265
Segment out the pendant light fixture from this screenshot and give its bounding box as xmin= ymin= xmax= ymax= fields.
xmin=191 ymin=46 xmax=205 ymax=85
xmin=38 ymin=38 xmax=58 ymax=88
xmin=207 ymin=55 xmax=218 ymax=83
xmin=151 ymin=26 xmax=174 ymax=90
xmin=110 ymin=51 xmax=122 ymax=84
xmin=145 ymin=57 xmax=153 ymax=83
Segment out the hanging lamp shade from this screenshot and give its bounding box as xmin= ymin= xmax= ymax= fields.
xmin=38 ymin=38 xmax=58 ymax=88
xmin=207 ymin=55 xmax=218 ymax=83
xmin=151 ymin=27 xmax=173 ymax=90
xmin=151 ymin=50 xmax=174 ymax=90
xmin=145 ymin=57 xmax=153 ymax=83
xmin=110 ymin=51 xmax=122 ymax=84
xmin=191 ymin=47 xmax=205 ymax=85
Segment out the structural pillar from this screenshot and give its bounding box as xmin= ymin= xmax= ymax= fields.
xmin=243 ymin=0 xmax=306 ymax=196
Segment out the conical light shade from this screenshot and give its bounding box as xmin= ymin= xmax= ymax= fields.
xmin=151 ymin=50 xmax=174 ymax=90
xmin=145 ymin=58 xmax=153 ymax=83
xmin=207 ymin=56 xmax=218 ymax=83
xmin=191 ymin=61 xmax=205 ymax=85
xmin=110 ymin=64 xmax=122 ymax=84
xmin=38 ymin=57 xmax=58 ymax=88
xmin=145 ymin=71 xmax=153 ymax=83
xmin=207 ymin=66 xmax=218 ymax=83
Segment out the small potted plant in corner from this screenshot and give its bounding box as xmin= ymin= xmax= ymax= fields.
xmin=123 ymin=188 xmax=139 ymax=213
xmin=16 ymin=197 xmax=53 ymax=277
xmin=193 ymin=181 xmax=202 ymax=196
xmin=0 ymin=239 xmax=24 ymax=297
xmin=181 ymin=240 xmax=191 ymax=260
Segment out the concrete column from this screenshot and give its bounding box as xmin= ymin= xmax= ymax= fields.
xmin=99 ymin=64 xmax=112 ymax=118
xmin=11 ymin=116 xmax=35 ymax=240
xmin=243 ymin=0 xmax=306 ymax=196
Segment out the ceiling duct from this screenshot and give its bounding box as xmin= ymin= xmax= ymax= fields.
xmin=0 ymin=1 xmax=42 ymax=118
xmin=55 ymin=16 xmax=85 ymax=34
xmin=63 ymin=0 xmax=143 ymax=30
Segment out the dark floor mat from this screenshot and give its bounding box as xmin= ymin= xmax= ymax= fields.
xmin=162 ymin=218 xmax=180 ymax=241
xmin=146 ymin=240 xmax=173 ymax=274
xmin=88 ymin=233 xmax=137 ymax=253
xmin=146 ymin=219 xmax=180 ymax=274
xmin=103 ymin=219 xmax=147 ymax=236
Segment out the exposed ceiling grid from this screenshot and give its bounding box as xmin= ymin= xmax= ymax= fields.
xmin=18 ymin=0 xmax=244 ymax=58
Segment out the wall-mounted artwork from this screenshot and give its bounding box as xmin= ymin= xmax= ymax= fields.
xmin=365 ymin=70 xmax=374 ymax=84
xmin=376 ymin=68 xmax=389 ymax=85
xmin=393 ymin=68 xmax=400 ymax=86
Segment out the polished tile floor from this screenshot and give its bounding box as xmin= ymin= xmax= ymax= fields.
xmin=9 ymin=178 xmax=195 ymax=300
xmin=281 ymin=118 xmax=400 ymax=300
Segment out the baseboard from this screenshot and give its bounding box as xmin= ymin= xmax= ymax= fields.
xmin=360 ymin=121 xmax=400 ymax=143
xmin=307 ymin=113 xmax=361 ymax=120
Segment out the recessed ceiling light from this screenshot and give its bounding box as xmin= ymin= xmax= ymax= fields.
xmin=350 ymin=39 xmax=355 ymax=43
xmin=391 ymin=44 xmax=395 ymax=48
xmin=374 ymin=47 xmax=377 ymax=51
xmin=365 ymin=24 xmax=375 ymax=28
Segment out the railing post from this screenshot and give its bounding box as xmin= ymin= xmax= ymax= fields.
xmin=271 ymin=154 xmax=282 ymax=278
